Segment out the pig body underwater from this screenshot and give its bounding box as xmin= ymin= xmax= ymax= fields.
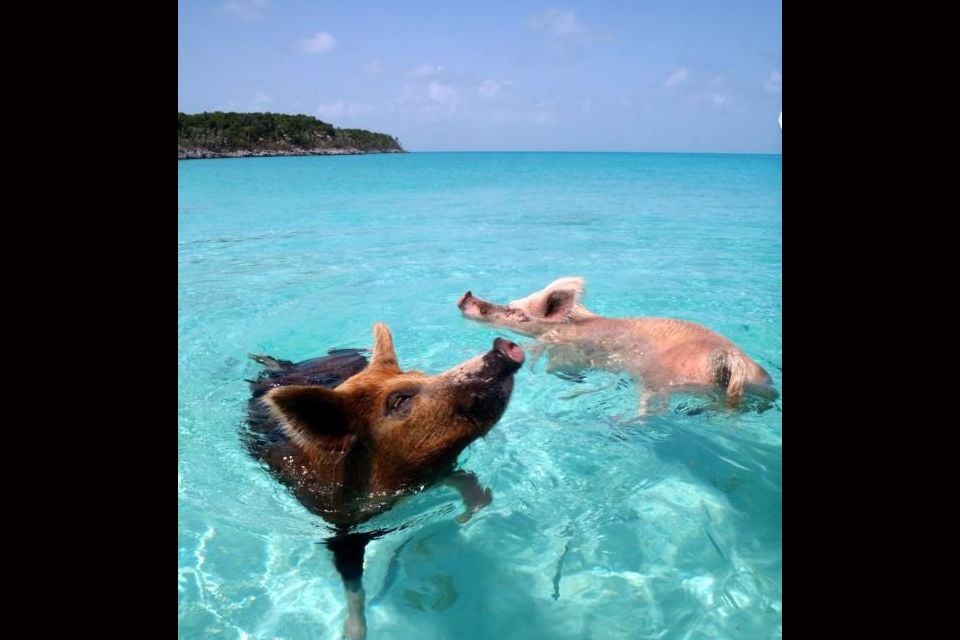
xmin=458 ymin=277 xmax=775 ymax=415
xmin=245 ymin=323 xmax=524 ymax=639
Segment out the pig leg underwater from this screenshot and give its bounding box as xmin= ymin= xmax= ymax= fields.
xmin=443 ymin=470 xmax=493 ymax=524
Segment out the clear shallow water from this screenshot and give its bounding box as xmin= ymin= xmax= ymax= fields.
xmin=178 ymin=152 xmax=782 ymax=639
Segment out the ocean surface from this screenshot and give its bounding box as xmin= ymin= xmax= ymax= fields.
xmin=178 ymin=152 xmax=782 ymax=639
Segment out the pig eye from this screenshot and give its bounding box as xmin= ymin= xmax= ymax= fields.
xmin=386 ymin=388 xmax=419 ymax=416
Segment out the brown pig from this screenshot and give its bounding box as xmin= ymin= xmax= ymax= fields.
xmin=245 ymin=323 xmax=524 ymax=639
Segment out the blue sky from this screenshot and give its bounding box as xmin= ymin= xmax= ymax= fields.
xmin=178 ymin=1 xmax=781 ymax=153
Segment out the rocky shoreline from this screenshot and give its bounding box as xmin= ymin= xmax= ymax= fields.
xmin=178 ymin=147 xmax=406 ymax=160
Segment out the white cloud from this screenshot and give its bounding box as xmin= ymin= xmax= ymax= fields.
xmin=691 ymin=91 xmax=743 ymax=113
xmin=396 ymin=82 xmax=459 ymax=117
xmin=764 ymin=71 xmax=782 ymax=94
xmin=405 ymin=64 xmax=445 ymax=78
xmin=362 ymin=59 xmax=386 ymax=74
xmin=710 ymin=75 xmax=724 ymax=87
xmin=315 ymin=101 xmax=375 ymax=121
xmin=249 ymin=91 xmax=272 ymax=110
xmin=528 ymin=101 xmax=557 ymax=124
xmin=488 ymin=103 xmax=556 ymax=126
xmin=428 ymin=82 xmax=458 ymax=107
xmin=710 ymin=93 xmax=729 ymax=108
xmin=530 ymin=109 xmax=556 ymax=125
xmin=222 ymin=0 xmax=270 ymax=20
xmin=300 ymin=32 xmax=337 ymax=55
xmin=530 ymin=8 xmax=583 ymax=36
xmin=528 ymin=8 xmax=614 ymax=45
xmin=478 ymin=79 xmax=511 ymax=99
xmin=663 ymin=67 xmax=690 ymax=88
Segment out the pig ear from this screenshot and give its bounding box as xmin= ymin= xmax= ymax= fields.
xmin=542 ymin=288 xmax=577 ymax=318
xmin=546 ymin=277 xmax=585 ymax=299
xmin=262 ymin=385 xmax=353 ymax=450
xmin=370 ymin=322 xmax=400 ymax=371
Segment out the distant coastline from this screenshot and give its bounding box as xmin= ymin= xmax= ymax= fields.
xmin=178 ymin=147 xmax=404 ymax=160
xmin=178 ymin=111 xmax=404 ymax=160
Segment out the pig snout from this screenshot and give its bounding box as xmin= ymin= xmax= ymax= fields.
xmin=458 ymin=291 xmax=484 ymax=315
xmin=491 ymin=338 xmax=524 ymax=374
xmin=458 ymin=291 xmax=495 ymax=320
xmin=493 ymin=338 xmax=524 ymax=365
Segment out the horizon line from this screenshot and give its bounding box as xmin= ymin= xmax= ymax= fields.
xmin=405 ymin=149 xmax=781 ymax=155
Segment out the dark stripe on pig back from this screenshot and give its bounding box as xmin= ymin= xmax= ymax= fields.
xmin=245 ymin=349 xmax=368 ymax=457
xmin=250 ymin=349 xmax=368 ymax=398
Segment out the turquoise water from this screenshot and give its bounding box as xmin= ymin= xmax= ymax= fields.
xmin=178 ymin=153 xmax=782 ymax=639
